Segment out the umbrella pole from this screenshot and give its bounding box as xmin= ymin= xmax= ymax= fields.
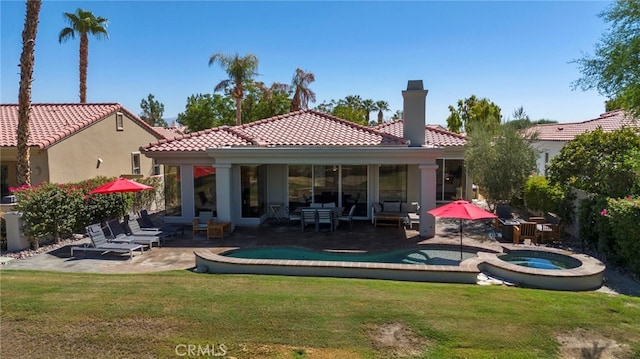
xmin=460 ymin=218 xmax=463 ymax=261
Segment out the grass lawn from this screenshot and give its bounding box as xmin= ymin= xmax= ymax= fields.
xmin=1 ymin=270 xmax=639 ymax=358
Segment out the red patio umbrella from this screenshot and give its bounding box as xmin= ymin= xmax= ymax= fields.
xmin=89 ymin=178 xmax=153 ymax=218
xmin=427 ymin=200 xmax=497 ymax=260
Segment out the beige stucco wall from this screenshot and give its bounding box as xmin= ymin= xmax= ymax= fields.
xmin=46 ymin=112 xmax=160 ymax=184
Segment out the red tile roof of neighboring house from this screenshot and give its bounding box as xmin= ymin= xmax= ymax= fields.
xmin=152 ymin=126 xmax=187 ymax=140
xmin=523 ymin=110 xmax=639 ymax=141
xmin=0 ymin=103 xmax=165 ymax=149
xmin=142 ymin=110 xmax=409 ymax=152
xmin=142 ymin=126 xmax=253 ymax=152
xmin=373 ymin=120 xmax=467 ymax=147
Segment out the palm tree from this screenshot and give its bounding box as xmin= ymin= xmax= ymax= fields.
xmin=290 ymin=68 xmax=316 ymax=111
xmin=17 ymin=0 xmax=42 ymax=186
xmin=209 ymin=52 xmax=259 ymax=126
xmin=58 ymin=8 xmax=108 ymax=103
xmin=361 ymin=99 xmax=376 ymax=125
xmin=375 ymin=100 xmax=389 ymax=125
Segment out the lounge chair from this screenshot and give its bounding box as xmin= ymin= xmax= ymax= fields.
xmin=125 ymin=217 xmax=172 ymax=245
xmin=139 ymin=209 xmax=184 ymax=235
xmin=71 ymin=224 xmax=144 ymax=259
xmin=106 ymin=219 xmax=161 ymax=249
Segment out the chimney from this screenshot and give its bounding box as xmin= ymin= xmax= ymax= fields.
xmin=402 ymin=80 xmax=428 ymax=147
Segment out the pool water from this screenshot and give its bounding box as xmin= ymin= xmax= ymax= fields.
xmin=223 ymin=247 xmax=478 ymax=266
xmin=499 ymin=251 xmax=581 ymax=270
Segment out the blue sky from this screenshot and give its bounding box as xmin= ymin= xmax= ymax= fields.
xmin=1 ymin=1 xmax=612 ymax=126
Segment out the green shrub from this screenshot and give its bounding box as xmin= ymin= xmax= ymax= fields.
xmin=12 ymin=183 xmax=85 ymax=246
xmin=10 ymin=176 xmax=161 ymax=246
xmin=607 ymin=196 xmax=640 ymax=276
xmin=524 ymin=175 xmax=570 ymax=219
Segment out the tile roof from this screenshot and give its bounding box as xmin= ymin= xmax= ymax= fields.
xmin=373 ymin=120 xmax=467 ymax=147
xmin=0 ymin=103 xmax=165 ymax=148
xmin=141 ymin=110 xmax=408 ymax=153
xmin=524 ymin=110 xmax=639 ymax=141
xmin=152 ymin=126 xmax=187 ymax=140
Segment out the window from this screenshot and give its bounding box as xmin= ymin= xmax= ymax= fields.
xmin=241 ymin=165 xmax=266 ymax=218
xmin=131 ymin=152 xmax=141 ymax=175
xmin=379 ymin=165 xmax=407 ymax=202
xmin=436 ymin=159 xmax=466 ymax=202
xmin=194 ymin=166 xmax=216 ymax=217
xmin=152 ymin=159 xmax=161 ymax=176
xmin=116 ymin=112 xmax=124 ymax=131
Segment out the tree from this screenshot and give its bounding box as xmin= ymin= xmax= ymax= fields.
xmin=375 ymin=100 xmax=390 ymax=125
xmin=242 ymin=81 xmax=291 ymax=123
xmin=391 ymin=110 xmax=403 ymax=120
xmin=446 ymin=95 xmax=502 ymax=134
xmin=547 ymin=127 xmax=640 ymax=198
xmin=314 ymin=96 xmax=368 ymax=125
xmin=17 ymin=0 xmax=42 ymax=187
xmin=572 ymin=0 xmax=640 ymax=116
xmin=465 ymin=124 xmax=538 ymax=209
xmin=177 ymin=93 xmax=234 ymax=132
xmin=139 ymin=94 xmax=167 ymax=127
xmin=605 ymin=96 xmax=626 ymax=111
xmin=290 ymin=68 xmax=316 ymax=111
xmin=361 ymin=99 xmax=376 ymax=125
xmin=58 ymin=8 xmax=108 ymax=103
xmin=208 ymin=52 xmax=259 ymax=126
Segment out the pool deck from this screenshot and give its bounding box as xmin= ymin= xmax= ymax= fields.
xmin=2 ymin=218 xmax=639 ymax=295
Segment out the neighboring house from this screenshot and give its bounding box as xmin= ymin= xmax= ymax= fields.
xmin=525 ymin=110 xmax=639 ymax=175
xmin=0 ymin=103 xmax=166 ymax=196
xmin=141 ymin=80 xmax=468 ymax=238
xmin=152 ymin=125 xmax=187 ymax=140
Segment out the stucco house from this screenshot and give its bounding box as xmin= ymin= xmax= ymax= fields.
xmin=141 ymin=80 xmax=469 ymax=238
xmin=0 ymin=103 xmax=166 ymax=198
xmin=525 ymin=110 xmax=639 ymax=175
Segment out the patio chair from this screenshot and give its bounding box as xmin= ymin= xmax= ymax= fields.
xmin=516 ymin=222 xmax=539 ymax=245
xmin=317 ymin=209 xmax=334 ymax=232
xmin=192 ymin=211 xmax=213 ymax=236
xmin=337 ymin=205 xmax=356 ymax=230
xmin=106 ymin=219 xmax=161 ymax=249
xmin=286 ymin=206 xmax=301 ymax=230
xmin=301 ymin=208 xmax=317 ymax=232
xmin=71 ymin=224 xmax=144 ymax=259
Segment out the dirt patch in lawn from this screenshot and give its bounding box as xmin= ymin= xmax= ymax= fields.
xmin=556 ymin=328 xmax=633 ymax=359
xmin=368 ymin=322 xmax=428 ymax=358
xmin=234 ymin=343 xmax=361 ymax=359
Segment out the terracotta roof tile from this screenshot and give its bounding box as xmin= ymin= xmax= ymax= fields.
xmin=524 ymin=110 xmax=639 ymax=141
xmin=0 ymin=103 xmax=165 ymax=148
xmin=141 ymin=110 xmax=408 ymax=152
xmin=373 ymin=120 xmax=467 ymax=147
xmin=141 ymin=126 xmax=252 ymax=152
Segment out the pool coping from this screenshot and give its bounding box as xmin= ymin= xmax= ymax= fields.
xmin=477 ymin=244 xmax=606 ymax=291
xmin=194 ymin=244 xmax=498 ymax=284
xmin=194 ymin=243 xmax=606 ymax=291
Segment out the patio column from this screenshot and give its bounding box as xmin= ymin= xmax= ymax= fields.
xmin=419 ymin=163 xmax=438 ymax=238
xmin=214 ymin=164 xmax=234 ymax=231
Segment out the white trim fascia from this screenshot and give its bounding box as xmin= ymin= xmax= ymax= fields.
xmin=205 ymin=146 xmax=444 ymax=165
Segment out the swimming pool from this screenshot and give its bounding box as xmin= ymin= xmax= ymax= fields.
xmin=194 ymin=244 xmax=490 ymax=284
xmin=498 ymin=250 xmax=581 ymax=270
xmin=223 ymin=247 xmax=478 ymax=266
xmin=479 ymin=248 xmax=605 ymax=291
